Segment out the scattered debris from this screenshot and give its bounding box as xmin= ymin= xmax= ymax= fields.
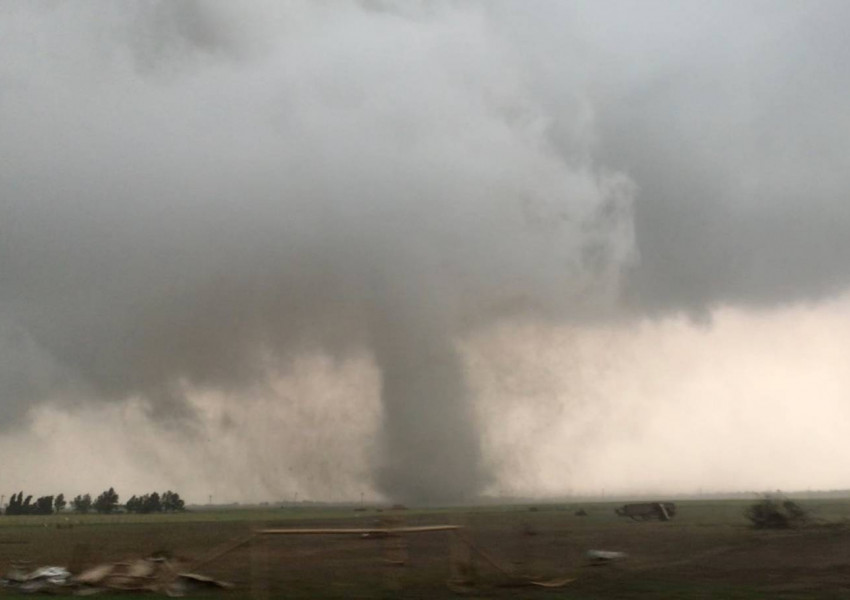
xmin=360 ymin=531 xmax=390 ymax=539
xmin=2 ymin=565 xmax=70 ymax=593
xmin=528 ymin=575 xmax=576 ymax=588
xmin=574 ymin=508 xmax=589 ymax=517
xmin=586 ymin=550 xmax=627 ymax=565
xmin=615 ymin=502 xmax=676 ymax=521
xmin=2 ymin=557 xmax=231 ymax=596
xmin=168 ymin=573 xmax=234 ymax=596
xmin=450 ymin=530 xmax=576 ymax=589
xmin=3 ymin=562 xmax=31 ymax=583
xmin=73 ymin=564 xmax=113 ymax=585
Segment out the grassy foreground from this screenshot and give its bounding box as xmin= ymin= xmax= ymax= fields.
xmin=0 ymin=498 xmax=849 ymax=598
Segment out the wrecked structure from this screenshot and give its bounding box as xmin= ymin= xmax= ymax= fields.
xmin=2 ymin=557 xmax=231 ymax=596
xmin=615 ymin=502 xmax=676 ymax=521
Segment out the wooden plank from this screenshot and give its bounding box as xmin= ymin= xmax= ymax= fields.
xmin=188 ymin=535 xmax=256 ymax=571
xmin=257 ymin=525 xmax=461 ymax=535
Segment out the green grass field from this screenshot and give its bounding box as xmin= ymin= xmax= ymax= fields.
xmin=1 ymin=498 xmax=849 ymax=598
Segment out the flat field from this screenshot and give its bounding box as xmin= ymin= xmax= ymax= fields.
xmin=1 ymin=499 xmax=850 ymax=599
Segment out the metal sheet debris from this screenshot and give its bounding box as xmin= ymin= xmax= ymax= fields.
xmin=2 ymin=558 xmax=231 ymax=596
xmin=2 ymin=565 xmax=71 ymax=593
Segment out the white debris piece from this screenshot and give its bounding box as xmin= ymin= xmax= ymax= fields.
xmin=586 ymin=550 xmax=627 ymax=564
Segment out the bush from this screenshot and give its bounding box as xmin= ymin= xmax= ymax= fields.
xmin=745 ymin=495 xmax=807 ymax=529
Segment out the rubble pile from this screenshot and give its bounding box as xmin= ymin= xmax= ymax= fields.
xmin=2 ymin=557 xmax=231 ymax=596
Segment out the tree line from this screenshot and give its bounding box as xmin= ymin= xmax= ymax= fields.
xmin=5 ymin=492 xmax=65 ymax=515
xmin=4 ymin=488 xmax=185 ymax=515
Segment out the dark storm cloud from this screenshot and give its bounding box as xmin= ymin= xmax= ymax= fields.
xmin=492 ymin=0 xmax=850 ymax=316
xmin=589 ymin=2 xmax=850 ymax=315
xmin=0 ymin=1 xmax=630 ymax=502
xmin=2 ymin=1 xmax=849 ymax=502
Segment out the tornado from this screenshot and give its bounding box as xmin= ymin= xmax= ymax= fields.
xmin=0 ymin=1 xmax=637 ymax=503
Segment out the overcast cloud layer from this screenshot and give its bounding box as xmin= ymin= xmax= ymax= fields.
xmin=1 ymin=1 xmax=849 ymax=503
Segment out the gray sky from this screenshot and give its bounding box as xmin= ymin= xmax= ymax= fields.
xmin=1 ymin=1 xmax=849 ymax=503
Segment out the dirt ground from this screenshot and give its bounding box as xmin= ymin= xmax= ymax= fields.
xmin=1 ymin=500 xmax=850 ymax=598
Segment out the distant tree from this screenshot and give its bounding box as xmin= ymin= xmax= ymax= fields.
xmin=6 ymin=491 xmax=23 ymax=515
xmin=142 ymin=492 xmax=161 ymax=514
xmin=162 ymin=491 xmax=185 ymax=512
xmin=3 ymin=492 xmax=56 ymax=515
xmin=72 ymin=494 xmax=92 ymax=514
xmin=124 ymin=491 xmax=186 ymax=514
xmin=125 ymin=494 xmax=151 ymax=514
xmin=34 ymin=496 xmax=54 ymax=515
xmin=125 ymin=495 xmax=141 ymax=514
xmin=93 ymin=488 xmax=119 ymax=514
xmin=54 ymin=494 xmax=66 ymax=513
